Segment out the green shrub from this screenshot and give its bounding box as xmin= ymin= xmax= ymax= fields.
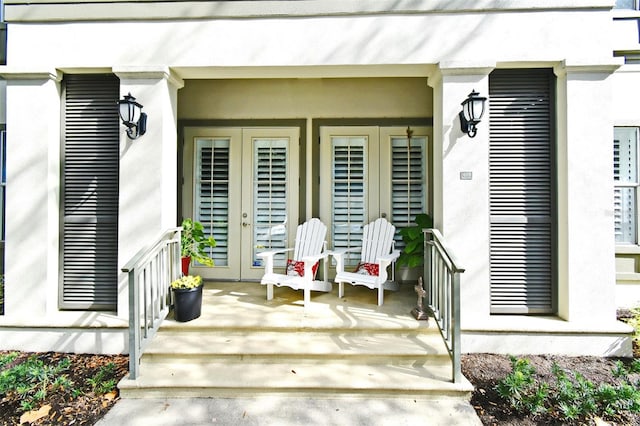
xmin=497 ymin=356 xmax=640 ymax=423
xmin=0 ymin=354 xmax=75 ymax=413
xmin=496 ymin=356 xmax=548 ymax=415
xmin=87 ymin=362 xmax=118 ymax=395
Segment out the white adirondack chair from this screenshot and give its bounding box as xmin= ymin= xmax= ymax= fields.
xmin=332 ymin=217 xmax=401 ymax=306
xmin=257 ymin=218 xmax=331 ymax=308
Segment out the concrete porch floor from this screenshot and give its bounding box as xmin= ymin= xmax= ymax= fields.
xmin=171 ymin=279 xmax=428 ymax=330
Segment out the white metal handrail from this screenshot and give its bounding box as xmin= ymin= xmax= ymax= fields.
xmin=122 ymin=227 xmax=181 ymax=380
xmin=423 ymin=228 xmax=465 ymax=383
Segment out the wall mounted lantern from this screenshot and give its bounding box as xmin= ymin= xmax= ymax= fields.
xmin=459 ymin=90 xmax=487 ymax=138
xmin=118 ymin=93 xmax=147 ymax=140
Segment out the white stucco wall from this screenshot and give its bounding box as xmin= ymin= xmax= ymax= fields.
xmin=559 ymin=66 xmax=618 ymax=324
xmin=3 ymin=71 xmax=61 ymax=321
xmin=5 ymin=10 xmax=615 ymax=72
xmin=0 ymin=3 xmax=631 ymax=355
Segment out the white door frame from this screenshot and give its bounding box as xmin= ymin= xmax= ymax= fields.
xmin=183 ymin=126 xmax=299 ymax=281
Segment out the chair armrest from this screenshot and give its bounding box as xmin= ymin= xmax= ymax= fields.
xmin=301 ymin=252 xmax=328 ymax=263
xmin=256 ymin=248 xmax=293 ymax=259
xmin=331 ymin=248 xmax=361 ymax=274
xmin=257 ymin=248 xmax=293 ymax=276
xmin=330 ymin=247 xmax=361 ymax=259
xmin=378 ymin=250 xmax=400 ymax=263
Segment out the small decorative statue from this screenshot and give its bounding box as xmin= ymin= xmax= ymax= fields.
xmin=411 ymin=277 xmax=429 ymax=321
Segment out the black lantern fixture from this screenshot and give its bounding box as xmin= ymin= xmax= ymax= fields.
xmin=118 ymin=93 xmax=147 ymax=140
xmin=459 ymin=90 xmax=487 ymax=138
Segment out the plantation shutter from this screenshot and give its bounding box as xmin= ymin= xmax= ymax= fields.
xmin=61 ymin=74 xmax=119 ymax=310
xmin=252 ymin=138 xmax=288 ymax=267
xmin=195 ymin=138 xmax=230 ymax=266
xmin=390 ymin=136 xmax=427 ymax=249
xmin=613 ymin=128 xmax=639 ymax=243
xmin=489 ymin=69 xmax=555 ymax=314
xmin=332 ymin=136 xmax=367 ymax=266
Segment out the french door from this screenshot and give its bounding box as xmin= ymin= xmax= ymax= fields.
xmin=320 ymin=126 xmax=429 ymax=267
xmin=183 ymin=127 xmax=299 ymax=280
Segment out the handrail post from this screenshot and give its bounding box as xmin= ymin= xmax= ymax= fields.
xmin=452 ymin=269 xmax=462 ymax=383
xmin=128 ymin=269 xmax=140 ymax=380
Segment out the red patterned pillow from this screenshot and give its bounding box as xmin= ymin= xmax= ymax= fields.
xmin=354 ymin=262 xmax=379 ymax=276
xmin=286 ymin=259 xmax=319 ymax=278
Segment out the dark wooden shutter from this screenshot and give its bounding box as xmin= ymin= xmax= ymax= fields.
xmin=61 ymin=74 xmax=119 ymax=310
xmin=489 ymin=69 xmax=555 ymax=314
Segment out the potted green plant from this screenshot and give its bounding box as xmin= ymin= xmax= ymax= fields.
xmin=170 ymin=275 xmax=203 ymax=322
xmin=397 ymin=213 xmax=433 ymax=269
xmin=181 ymin=218 xmax=216 ymax=275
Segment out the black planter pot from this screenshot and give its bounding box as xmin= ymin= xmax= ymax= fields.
xmin=172 ymin=285 xmax=203 ymax=322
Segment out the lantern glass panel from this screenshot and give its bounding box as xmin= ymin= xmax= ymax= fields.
xmin=471 ymin=98 xmax=485 ymax=121
xmin=462 ymin=100 xmax=473 ymax=122
xmin=119 ymin=102 xmax=132 ymax=123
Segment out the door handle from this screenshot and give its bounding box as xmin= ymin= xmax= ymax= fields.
xmin=242 ymin=222 xmax=251 ymax=227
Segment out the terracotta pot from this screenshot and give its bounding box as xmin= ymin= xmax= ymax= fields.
xmin=181 ymin=256 xmax=191 ymax=276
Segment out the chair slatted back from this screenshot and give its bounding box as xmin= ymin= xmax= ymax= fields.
xmin=293 ymin=218 xmax=327 ymax=261
xmin=361 ymin=218 xmax=395 ymax=264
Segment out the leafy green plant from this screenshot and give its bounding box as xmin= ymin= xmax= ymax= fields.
xmin=0 ymin=351 xmax=18 ymax=369
xmin=0 ymin=355 xmax=74 ymax=413
xmin=181 ymin=218 xmax=216 ymax=267
xmin=87 ymin=362 xmax=118 ymax=395
xmin=497 ymin=356 xmax=640 ymax=423
xmin=397 ymin=213 xmax=433 ymax=268
xmin=552 ymin=365 xmax=598 ymax=420
xmin=496 ymin=356 xmax=548 ymax=415
xmin=170 ymin=275 xmax=203 ymax=290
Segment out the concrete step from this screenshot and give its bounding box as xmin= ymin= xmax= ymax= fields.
xmin=142 ymin=329 xmax=450 ymax=361
xmin=119 ymin=359 xmax=473 ymax=399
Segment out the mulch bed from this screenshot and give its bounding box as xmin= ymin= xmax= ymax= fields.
xmin=0 ymin=351 xmax=128 ymax=426
xmin=462 ymin=353 xmax=640 ymax=425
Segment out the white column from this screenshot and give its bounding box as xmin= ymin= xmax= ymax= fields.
xmin=114 ymin=67 xmax=184 ymax=320
xmin=0 ymin=69 xmax=62 ymax=319
xmin=555 ymin=62 xmax=620 ymax=324
xmin=428 ymin=63 xmax=493 ymax=327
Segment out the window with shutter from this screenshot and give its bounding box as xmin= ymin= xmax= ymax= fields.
xmin=252 ymin=138 xmax=289 ymax=267
xmin=613 ymin=127 xmax=639 ymax=244
xmin=60 ymin=74 xmax=119 ymax=310
xmin=390 ymin=136 xmax=427 ymax=249
xmin=489 ymin=68 xmax=555 ymax=314
xmin=321 ymin=126 xmax=429 ymax=268
xmin=195 ymin=138 xmax=230 ymax=266
xmin=332 ymin=136 xmax=367 ymax=266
